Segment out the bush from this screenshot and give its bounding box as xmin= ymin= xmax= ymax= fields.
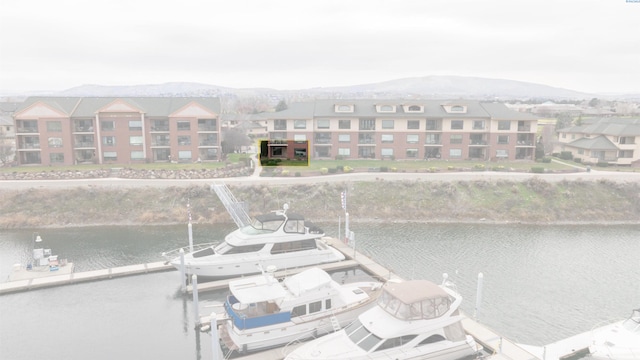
xmin=391 ymin=167 xmax=397 ymax=172
xmin=335 ymin=155 xmax=345 ymax=160
xmin=542 ymin=157 xmax=551 ymax=163
xmin=596 ymin=161 xmax=609 ymax=167
xmin=380 ymin=166 xmax=389 ymax=172
xmin=573 ymin=158 xmax=582 ymax=164
xmin=473 ymin=164 xmax=485 ymax=171
xmin=281 ymin=170 xmax=289 ymax=176
xmin=320 ymin=168 xmax=328 ymax=175
xmin=531 ymin=166 xmax=545 ymax=173
xmin=343 ymin=166 xmax=353 ymax=173
xmin=559 ymin=151 xmax=573 ymax=160
xmin=336 ymin=165 xmax=344 ymax=171
xmin=328 ymin=168 xmax=337 ymax=174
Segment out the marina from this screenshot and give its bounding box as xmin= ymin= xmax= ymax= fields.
xmin=1 ymin=223 xmax=638 ymax=360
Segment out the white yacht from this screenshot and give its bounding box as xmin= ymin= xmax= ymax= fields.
xmin=219 ymin=267 xmax=383 ymax=354
xmin=163 ymin=205 xmax=345 ymax=278
xmin=284 ymin=276 xmax=479 ymax=360
xmin=589 ymin=308 xmax=640 ymax=360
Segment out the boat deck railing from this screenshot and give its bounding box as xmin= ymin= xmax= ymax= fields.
xmin=161 ymin=242 xmax=218 ymax=261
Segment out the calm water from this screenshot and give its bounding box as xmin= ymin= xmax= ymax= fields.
xmin=1 ymin=222 xmax=639 ymax=359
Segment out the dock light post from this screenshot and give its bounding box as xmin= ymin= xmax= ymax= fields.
xmin=179 ymin=249 xmax=186 ymax=293
xmin=192 ymin=274 xmax=199 ymax=326
xmin=475 ymin=272 xmax=484 ymax=321
xmin=211 ymin=311 xmax=223 ymax=360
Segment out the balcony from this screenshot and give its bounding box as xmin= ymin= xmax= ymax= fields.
xmin=469 ymin=140 xmax=488 ymax=146
xmin=152 ymin=141 xmax=170 ymax=147
xmin=74 ymin=141 xmax=95 ymax=148
xmin=518 ymin=126 xmax=532 ymax=132
xmin=151 ymin=126 xmax=170 ymax=132
xmin=17 ymin=127 xmax=39 ymax=134
xmin=18 ymin=142 xmax=41 ymax=149
xmin=73 ymin=126 xmax=94 ymax=133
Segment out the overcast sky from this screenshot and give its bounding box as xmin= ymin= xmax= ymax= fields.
xmin=1 ymin=0 xmax=639 ymax=95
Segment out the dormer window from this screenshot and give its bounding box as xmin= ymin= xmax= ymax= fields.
xmin=376 ymin=104 xmax=396 ymax=113
xmin=443 ymin=105 xmax=467 ymax=114
xmin=335 ymin=104 xmax=354 ymax=113
xmin=404 ymin=105 xmax=424 ymax=113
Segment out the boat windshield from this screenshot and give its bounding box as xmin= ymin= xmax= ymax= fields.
xmin=377 ymin=288 xmax=451 ymax=320
xmin=622 ymin=308 xmax=640 ymax=333
xmin=240 ymin=218 xmax=284 ymax=235
xmin=214 ymin=242 xmax=265 ymax=255
xmin=345 ymin=319 xmax=382 ymax=352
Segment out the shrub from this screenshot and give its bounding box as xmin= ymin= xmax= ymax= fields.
xmin=336 ymin=165 xmax=344 ymax=171
xmin=328 ymin=168 xmax=337 ymax=174
xmin=573 ymin=158 xmax=582 ymax=164
xmin=531 ymin=166 xmax=545 ymax=173
xmin=596 ymin=161 xmax=609 ymax=167
xmin=391 ymin=167 xmax=397 ymax=172
xmin=343 ymin=166 xmax=353 ymax=173
xmin=295 ymin=172 xmax=301 ymax=177
xmin=281 ymin=170 xmax=289 ymax=176
xmin=559 ymin=151 xmax=573 ymax=160
xmin=320 ymin=168 xmax=328 ymax=175
xmin=542 ymin=157 xmax=552 ymax=163
xmin=473 ymin=164 xmax=485 ymax=171
xmin=380 ymin=166 xmax=389 ymax=172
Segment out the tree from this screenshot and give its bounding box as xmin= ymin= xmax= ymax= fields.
xmin=275 ymin=100 xmax=288 ymax=112
xmin=588 ymin=98 xmax=600 ymax=107
xmin=221 ymin=127 xmax=251 ymax=154
xmin=555 ymin=112 xmax=573 ymax=130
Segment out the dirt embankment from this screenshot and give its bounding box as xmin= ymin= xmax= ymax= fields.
xmin=1 ymin=178 xmax=639 ymax=229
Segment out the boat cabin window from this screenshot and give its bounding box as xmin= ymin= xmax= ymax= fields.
xmin=418 ymin=334 xmax=445 ymax=345
xmin=241 ymin=218 xmax=283 ymax=235
xmin=291 ymin=304 xmax=306 ymax=317
xmin=375 ymin=335 xmax=417 ymax=351
xmin=325 ymin=299 xmax=331 ymax=310
xmin=623 ymin=309 xmax=640 ymax=332
xmin=284 ymin=219 xmax=305 ymax=233
xmin=215 ymin=242 xmax=265 ymax=255
xmin=345 ymin=319 xmax=382 ymax=352
xmin=309 ymin=301 xmax=322 ymax=314
xmin=377 ymin=289 xmax=452 ymax=320
xmin=192 ymin=247 xmax=215 ymax=258
xmin=270 ymin=239 xmax=317 ymax=254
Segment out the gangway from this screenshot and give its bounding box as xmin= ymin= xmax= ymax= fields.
xmin=211 ymin=182 xmax=252 ymax=228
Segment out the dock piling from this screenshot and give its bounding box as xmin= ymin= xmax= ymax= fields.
xmin=192 ymin=274 xmax=199 ymax=327
xmin=179 ymin=248 xmax=186 ymax=293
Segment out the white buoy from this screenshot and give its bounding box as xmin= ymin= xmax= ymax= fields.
xmin=192 ymin=274 xmax=199 ymax=326
xmin=475 ymin=272 xmax=484 ymax=321
xmin=211 ymin=311 xmax=223 ymax=360
xmin=179 ymin=248 xmax=186 ymax=293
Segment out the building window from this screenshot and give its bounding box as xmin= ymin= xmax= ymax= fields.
xmin=378 ymin=105 xmax=395 ymax=112
xmin=294 ymin=134 xmax=307 ymax=141
xmin=338 ymin=134 xmax=351 ymax=142
xmin=338 ymin=148 xmax=351 ymax=156
xmin=381 ymin=148 xmax=394 ymax=157
xmin=178 ymin=150 xmax=192 ymax=160
xmin=381 ymin=120 xmax=394 ymax=129
xmin=131 ymin=151 xmax=144 ymax=160
xmin=294 ymin=120 xmax=306 ymax=129
xmin=578 ymin=149 xmax=584 ymax=155
xmin=129 ymin=120 xmax=142 ymax=131
xmin=451 ymin=105 xmax=465 ymax=112
xmin=101 ymin=120 xmax=115 ymax=131
xmin=359 ymin=119 xmax=375 ymax=130
xmin=496 ymin=149 xmax=509 ymax=158
xmin=473 ymin=120 xmax=485 ymax=130
xmin=47 ymin=121 xmax=62 ymax=132
xmin=497 ymin=135 xmax=509 ymax=144
xmin=336 ymin=104 xmax=353 ymax=113
xmin=339 ymin=120 xmax=351 ymax=129
xmin=130 ymin=136 xmax=143 ymax=146
xmin=274 ymin=119 xmax=287 ymax=130
xmin=406 ymin=149 xmax=418 ymax=158
xmin=407 ymin=105 xmax=422 ymax=112
xmin=425 ymin=134 xmax=440 ymax=144
xmin=406 ymin=134 xmax=419 ymax=144
xmin=48 ymin=137 xmax=63 ymax=148
xmin=619 ymin=136 xmax=635 ymax=144
xmin=103 ymin=136 xmax=116 ymax=146
xmin=152 ymin=120 xmax=169 ymax=131
xmin=449 ymin=149 xmax=462 ymax=158
xmin=450 ymin=134 xmax=463 ymax=144
xmin=103 ymin=151 xmax=117 ymax=161
xmin=49 ymin=153 xmax=64 ymax=163
xmin=426 ymin=119 xmax=441 ymax=130
xmin=451 ymin=120 xmax=463 ymax=130
xmin=271 ymin=132 xmax=286 ymax=140
xmin=498 ymin=121 xmax=511 ymax=130
xmin=178 ymin=135 xmax=191 ymax=145
xmin=381 ymin=134 xmax=394 ymax=143
xmin=177 ymin=121 xmax=190 ymax=131
xmin=317 ymin=119 xmax=329 ymax=129
xmin=619 ymin=150 xmax=634 ymax=158
xmin=407 ymin=120 xmax=420 ymax=130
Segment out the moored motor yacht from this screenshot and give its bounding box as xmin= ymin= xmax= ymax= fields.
xmin=163 ymin=204 xmax=345 ymax=278
xmin=284 ymin=275 xmax=479 ymax=360
xmin=589 ymin=308 xmax=640 ymax=359
xmin=218 ymin=267 xmax=383 ymax=354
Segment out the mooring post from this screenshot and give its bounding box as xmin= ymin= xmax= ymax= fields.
xmin=179 ymin=248 xmax=186 ymax=293
xmin=188 ymin=222 xmax=194 ymax=253
xmin=475 ymin=272 xmax=484 ymax=321
xmin=192 ymin=274 xmax=199 ymax=326
xmin=211 ymin=311 xmax=222 ymax=360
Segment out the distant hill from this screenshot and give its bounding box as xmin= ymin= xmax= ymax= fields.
xmin=4 ymin=76 xmax=639 ymax=101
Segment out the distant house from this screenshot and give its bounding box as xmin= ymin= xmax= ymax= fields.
xmin=12 ymin=97 xmax=221 ymax=166
xmin=262 ymin=99 xmax=538 ymax=161
xmin=555 ymin=117 xmax=640 ymax=166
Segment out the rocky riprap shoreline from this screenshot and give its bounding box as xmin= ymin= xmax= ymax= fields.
xmin=0 ymin=164 xmax=252 ymax=181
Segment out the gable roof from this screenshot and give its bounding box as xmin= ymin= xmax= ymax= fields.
xmin=567 ymin=135 xmax=619 ymax=150
xmin=558 ymin=117 xmax=640 ymax=136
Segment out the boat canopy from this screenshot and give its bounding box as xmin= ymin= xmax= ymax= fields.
xmin=229 ymin=274 xmax=287 ymax=304
xmin=378 ymin=280 xmax=452 ymax=320
xmin=283 ymin=267 xmax=332 ymax=297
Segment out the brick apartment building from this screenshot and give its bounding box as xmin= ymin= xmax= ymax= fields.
xmin=262 ymin=99 xmax=539 ymax=161
xmin=13 ymin=97 xmax=221 ymax=166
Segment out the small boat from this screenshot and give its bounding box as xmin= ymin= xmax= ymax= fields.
xmin=163 ymin=204 xmax=345 ymax=278
xmin=219 ymin=267 xmax=383 ymax=354
xmin=284 ymin=275 xmax=479 ymax=360
xmin=8 ymin=233 xmax=73 ymax=282
xmin=589 ymin=308 xmax=640 ymax=359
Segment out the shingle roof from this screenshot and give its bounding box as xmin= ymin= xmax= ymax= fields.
xmin=558 ymin=117 xmax=640 ymax=136
xmin=568 ymin=135 xmax=619 ymax=150
xmin=16 ymin=97 xmax=221 ymax=117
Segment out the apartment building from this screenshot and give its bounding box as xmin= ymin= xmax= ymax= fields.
xmin=555 ymin=117 xmax=640 ymax=166
xmin=13 ymin=97 xmax=221 ymax=166
xmin=263 ymin=99 xmax=538 ymax=161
